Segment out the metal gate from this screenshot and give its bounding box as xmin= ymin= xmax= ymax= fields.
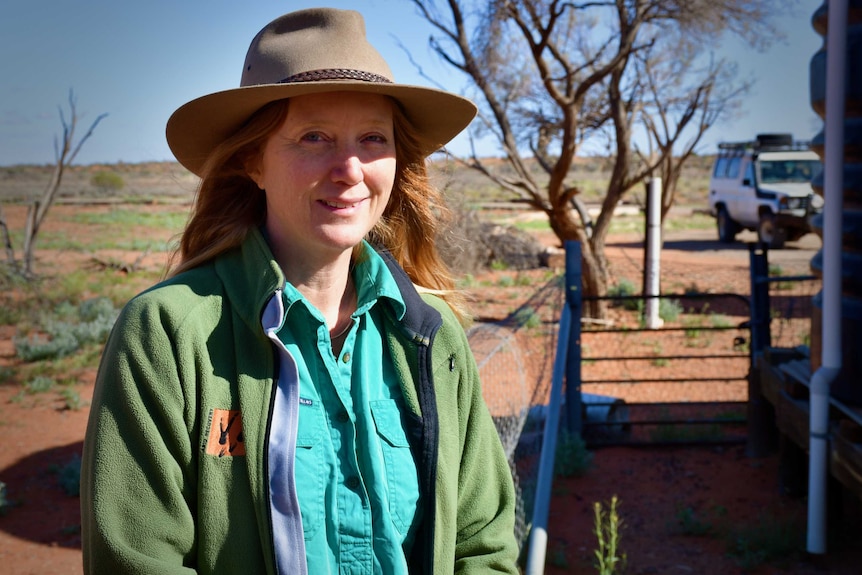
xmin=575 ymin=291 xmax=752 ymax=446
xmin=561 ymin=242 xmax=818 ymax=447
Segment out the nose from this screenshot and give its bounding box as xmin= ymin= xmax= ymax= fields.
xmin=330 ymin=148 xmax=363 ymax=186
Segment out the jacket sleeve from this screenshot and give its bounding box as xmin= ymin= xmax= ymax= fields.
xmin=453 ymin=335 xmax=520 ymax=574
xmin=427 ymin=300 xmax=520 ymax=574
xmin=81 ymin=296 xmax=198 ymax=574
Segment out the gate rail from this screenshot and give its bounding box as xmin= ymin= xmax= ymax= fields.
xmin=560 ymin=242 xmax=820 ymax=448
xmin=575 ymin=293 xmax=752 ymax=446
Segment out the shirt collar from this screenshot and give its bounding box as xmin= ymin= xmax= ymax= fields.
xmin=278 ymin=241 xmax=406 ymax=323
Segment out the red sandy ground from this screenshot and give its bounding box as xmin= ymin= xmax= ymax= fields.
xmin=1 ymin=205 xmax=860 ymax=574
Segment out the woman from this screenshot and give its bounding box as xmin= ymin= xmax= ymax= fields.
xmin=81 ymin=8 xmax=519 ymax=574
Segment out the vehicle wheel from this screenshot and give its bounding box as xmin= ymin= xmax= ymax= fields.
xmin=716 ymin=206 xmax=739 ymax=243
xmin=757 ymin=212 xmax=786 ymax=249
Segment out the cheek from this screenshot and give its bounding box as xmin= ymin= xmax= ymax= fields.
xmin=374 ymin=159 xmax=397 ymax=196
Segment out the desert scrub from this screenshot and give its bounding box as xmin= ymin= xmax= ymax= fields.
xmin=607 ymin=279 xmax=639 ymax=311
xmin=658 ymin=298 xmax=682 ymax=322
xmin=513 ymin=306 xmax=542 ymax=329
xmin=669 ymin=505 xmax=713 ymax=536
xmin=90 ymin=170 xmax=125 ymax=193
xmin=24 ymin=375 xmax=55 ymax=394
xmin=52 ymin=454 xmax=83 ymax=497
xmin=497 ymin=274 xmax=515 ymax=287
xmin=59 ymin=387 xmax=87 ymax=411
xmin=554 ymin=430 xmax=593 ymax=477
xmin=726 ymin=513 xmax=802 ymax=570
xmin=14 ymin=296 xmax=117 ymax=361
xmin=0 ymin=365 xmax=15 ymax=384
xmin=0 ymin=481 xmax=12 ymax=516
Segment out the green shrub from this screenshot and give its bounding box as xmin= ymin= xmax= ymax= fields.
xmin=514 ymin=273 xmax=533 ymax=287
xmin=726 ymin=514 xmax=802 ymax=570
xmin=0 ymin=366 xmax=14 ymax=384
xmin=59 ymin=387 xmax=87 ymax=411
xmin=90 ymin=170 xmax=125 ymax=193
xmin=670 ymin=505 xmax=713 ymax=536
xmin=55 ymin=454 xmax=82 ymax=497
xmin=608 ymin=279 xmax=639 ymax=311
xmin=15 ymin=331 xmax=79 ymax=361
xmin=554 ymin=430 xmax=593 ymax=477
xmin=14 ymin=297 xmax=117 ymax=362
xmin=25 ymin=375 xmax=55 ymax=394
xmin=513 ymin=306 xmax=542 ymax=329
xmin=659 ymin=298 xmax=682 ymax=322
xmin=0 ymin=481 xmax=8 ymax=515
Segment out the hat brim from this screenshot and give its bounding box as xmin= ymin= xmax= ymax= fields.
xmin=166 ymin=82 xmax=477 ymax=176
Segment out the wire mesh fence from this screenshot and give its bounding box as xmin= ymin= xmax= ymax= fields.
xmin=468 ymin=275 xmax=564 ymax=548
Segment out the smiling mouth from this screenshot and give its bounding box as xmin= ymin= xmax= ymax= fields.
xmin=322 ymin=199 xmax=361 ymax=209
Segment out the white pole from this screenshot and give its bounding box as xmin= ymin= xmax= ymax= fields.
xmin=645 ymin=178 xmax=663 ymax=329
xmin=807 ymin=0 xmax=846 ymax=555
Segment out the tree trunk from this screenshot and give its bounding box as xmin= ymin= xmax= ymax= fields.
xmin=22 ymin=201 xmax=39 ymax=277
xmin=548 ymin=204 xmax=609 ymax=319
xmin=0 ymin=205 xmax=17 ymax=269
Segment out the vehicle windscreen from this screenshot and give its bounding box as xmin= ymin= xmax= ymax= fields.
xmin=758 ymin=160 xmax=822 ymax=184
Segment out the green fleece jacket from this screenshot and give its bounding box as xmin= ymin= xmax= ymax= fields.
xmin=81 ymin=228 xmax=519 ymax=574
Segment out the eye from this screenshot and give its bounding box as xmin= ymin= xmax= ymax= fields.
xmin=362 ymin=133 xmax=389 ymax=144
xmin=300 ymin=131 xmax=326 ymax=143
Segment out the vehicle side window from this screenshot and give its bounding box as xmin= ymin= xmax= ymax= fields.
xmin=743 ymin=162 xmax=755 ymax=186
xmin=713 ymin=157 xmax=728 ymax=178
xmin=726 ymin=157 xmax=741 ymax=179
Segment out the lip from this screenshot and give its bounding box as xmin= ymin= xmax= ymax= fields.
xmin=319 ymin=198 xmax=366 ymax=209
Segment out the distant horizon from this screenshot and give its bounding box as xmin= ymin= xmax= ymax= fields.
xmin=3 ymin=150 xmax=730 ymax=169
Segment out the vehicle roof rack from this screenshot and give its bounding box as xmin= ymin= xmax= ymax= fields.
xmin=717 ymin=133 xmax=811 ymax=153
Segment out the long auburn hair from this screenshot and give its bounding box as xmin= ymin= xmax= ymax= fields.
xmin=168 ymin=97 xmax=467 ymax=320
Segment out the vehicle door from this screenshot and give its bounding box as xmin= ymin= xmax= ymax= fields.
xmin=722 ymin=155 xmax=745 ymax=223
xmin=710 ymin=156 xmax=731 ymax=214
xmin=733 ymin=157 xmax=758 ymax=227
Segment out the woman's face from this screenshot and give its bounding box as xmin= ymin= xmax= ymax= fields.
xmin=248 ymin=91 xmax=396 ymax=265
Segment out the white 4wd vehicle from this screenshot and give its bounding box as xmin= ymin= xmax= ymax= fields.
xmin=708 ymin=133 xmax=824 ymax=248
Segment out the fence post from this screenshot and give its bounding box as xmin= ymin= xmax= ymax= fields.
xmin=749 ymin=244 xmax=772 ymax=355
xmin=525 ymin=239 xmax=583 ymax=574
xmin=644 ymin=178 xmax=664 ymax=329
xmin=747 ymin=244 xmax=777 ymax=457
xmin=564 ymin=240 xmax=583 ymax=436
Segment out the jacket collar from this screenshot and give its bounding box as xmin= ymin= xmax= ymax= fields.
xmin=212 ymin=227 xmax=442 ymax=343
xmin=214 ymin=227 xmax=285 ymax=336
xmin=374 ymin=247 xmax=442 ymax=345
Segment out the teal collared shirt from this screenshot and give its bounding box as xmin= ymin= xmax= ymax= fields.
xmin=275 ymin=244 xmax=421 ymax=574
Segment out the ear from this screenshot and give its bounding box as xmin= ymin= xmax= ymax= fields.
xmin=244 ymin=156 xmax=265 ymax=190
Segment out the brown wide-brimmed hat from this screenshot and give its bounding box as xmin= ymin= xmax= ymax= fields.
xmin=166 ymin=8 xmax=477 ymax=176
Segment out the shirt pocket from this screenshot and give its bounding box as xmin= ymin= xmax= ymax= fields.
xmin=370 ymin=399 xmax=421 ymax=535
xmin=295 ymin=403 xmax=325 ymax=541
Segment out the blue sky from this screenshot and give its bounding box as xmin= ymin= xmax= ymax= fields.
xmin=0 ymin=0 xmax=823 ymax=166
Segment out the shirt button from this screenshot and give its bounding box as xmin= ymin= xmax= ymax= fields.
xmin=342 ymin=352 xmax=351 ymax=363
xmin=337 ymin=410 xmax=350 ymax=423
xmin=346 ymin=476 xmax=361 ymax=490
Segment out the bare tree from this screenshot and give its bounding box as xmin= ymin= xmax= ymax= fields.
xmin=410 ymin=0 xmax=784 ymax=316
xmin=0 ymin=90 xmax=107 ymax=277
xmin=633 ymin=41 xmax=749 ymax=227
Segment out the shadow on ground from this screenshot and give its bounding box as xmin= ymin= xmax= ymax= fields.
xmin=0 ymin=441 xmax=83 ymax=548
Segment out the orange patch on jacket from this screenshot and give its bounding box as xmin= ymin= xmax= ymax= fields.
xmin=205 ymin=409 xmax=246 ymax=457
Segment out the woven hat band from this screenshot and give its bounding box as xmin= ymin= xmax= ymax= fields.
xmin=280 ymin=69 xmax=393 ymax=85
